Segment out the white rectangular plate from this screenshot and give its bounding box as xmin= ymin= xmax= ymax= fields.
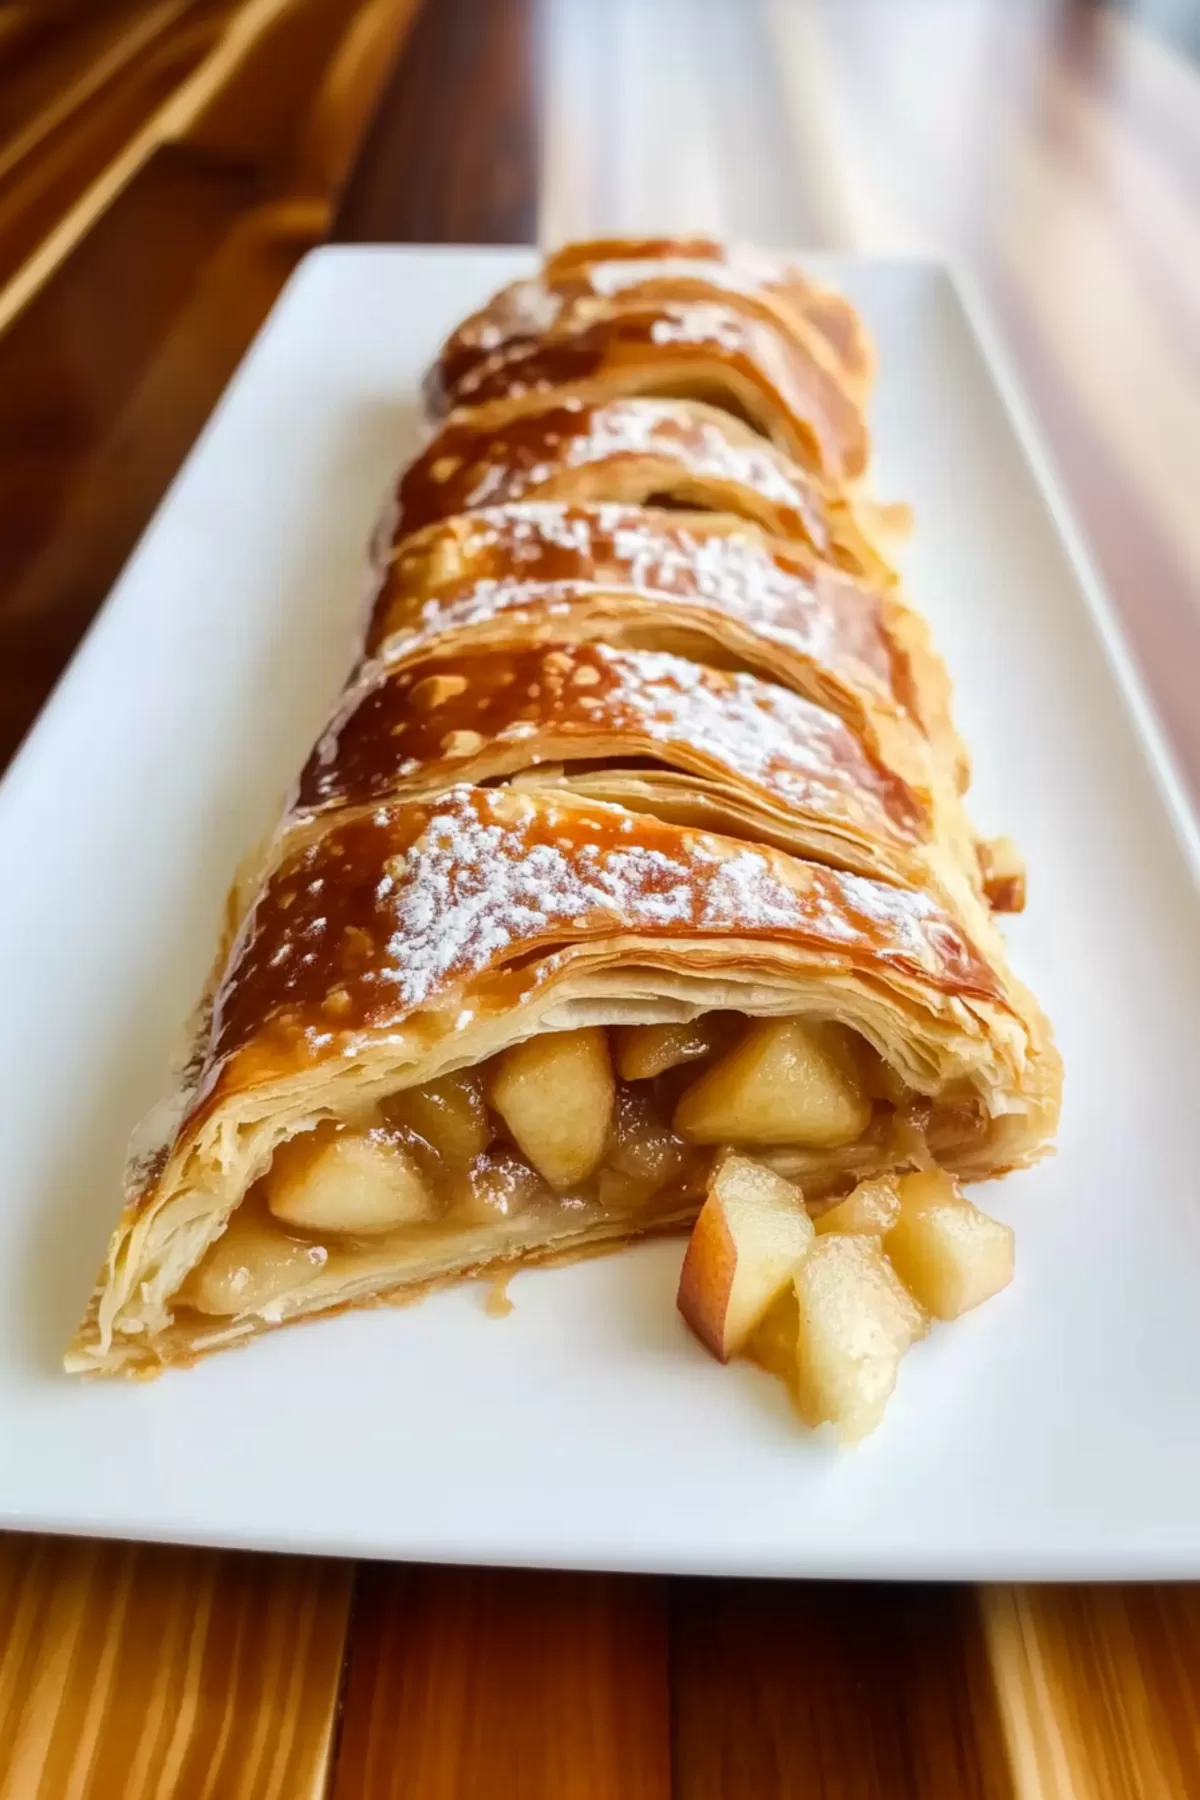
xmin=3 ymin=248 xmax=1199 ymax=1579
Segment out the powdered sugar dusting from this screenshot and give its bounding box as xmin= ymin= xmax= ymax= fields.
xmin=649 ymin=302 xmax=749 ymax=354
xmin=379 ymin=790 xmax=705 ymax=1007
xmin=593 ymin=645 xmax=896 ymax=817
xmin=456 ymin=278 xmax=564 ymax=346
xmin=701 ymin=850 xmax=808 ymax=929
xmin=211 ymin=786 xmax=1001 ymax=1072
xmin=380 ymin=505 xmax=887 ymax=689
xmin=407 ymin=397 xmax=830 ymax=549
xmin=557 ymin=399 xmax=807 ymax=512
xmin=367 ymin=789 xmax=959 ymax=1014
xmin=440 ymin=253 xmax=804 ymax=377
xmin=462 ymin=461 xmax=511 ymax=509
xmin=584 ymin=256 xmax=782 ymax=299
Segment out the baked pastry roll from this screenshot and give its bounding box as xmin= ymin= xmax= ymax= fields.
xmin=300 ymin=642 xmax=942 ymax=890
xmin=427 ymin=274 xmax=869 ymax=482
xmin=68 ymin=240 xmax=1057 ymax=1377
xmin=539 ymin=237 xmax=875 ymax=394
xmin=432 ymin=234 xmax=874 ymax=413
xmin=68 ymin=786 xmax=1057 ymax=1374
xmin=368 ymin=503 xmax=962 ymax=796
xmin=396 ymin=396 xmax=898 ymax=587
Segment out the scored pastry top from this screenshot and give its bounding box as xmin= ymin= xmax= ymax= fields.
xmin=429 ymin=293 xmax=868 ymax=482
xmin=395 ymin=396 xmax=893 ymax=586
xmin=211 ymin=785 xmax=1009 ymax=1077
xmin=370 ymin=502 xmax=908 ymax=704
xmin=399 ymin=396 xmax=833 ymax=540
xmin=67 ymin=238 xmax=1060 ymax=1383
xmin=430 ymin=234 xmax=874 ymax=414
xmin=537 ymin=236 xmax=874 ymax=388
xmin=297 ymin=640 xmax=930 ymax=845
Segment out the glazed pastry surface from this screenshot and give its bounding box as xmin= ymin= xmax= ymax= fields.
xmin=68 ymin=239 xmax=1057 ymax=1375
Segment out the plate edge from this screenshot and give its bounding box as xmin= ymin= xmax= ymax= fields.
xmin=944 ymin=262 xmax=1200 ymax=891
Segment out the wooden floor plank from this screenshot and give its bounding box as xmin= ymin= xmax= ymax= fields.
xmin=0 ymin=1 xmax=232 ymax=292
xmin=332 ymin=0 xmax=539 ymax=244
xmin=331 ymin=1565 xmax=671 ymax=1800
xmin=982 ymin=1585 xmax=1200 ymax=1800
xmin=0 ymin=0 xmax=418 ymax=775
xmin=0 ymin=140 xmax=299 ymax=768
xmin=670 ymin=1579 xmax=1013 ymax=1800
xmin=0 ymin=1533 xmax=353 ymax=1800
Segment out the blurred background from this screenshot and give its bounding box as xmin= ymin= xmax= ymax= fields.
xmin=1 ymin=0 xmax=1197 ymax=801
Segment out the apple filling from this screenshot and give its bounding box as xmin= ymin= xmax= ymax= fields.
xmin=678 ymin=1154 xmax=1015 ymax=1441
xmin=176 ymin=1015 xmax=968 ymax=1322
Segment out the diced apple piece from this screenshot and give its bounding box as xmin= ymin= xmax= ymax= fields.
xmin=612 ymin=1017 xmax=729 ymax=1081
xmin=599 ymin=1158 xmax=709 ymax=1213
xmin=178 ymin=1207 xmax=330 ymax=1317
xmin=677 ymin=1152 xmax=815 ymax=1361
xmin=263 ymin=1123 xmax=434 ymax=1235
xmin=792 ymin=1235 xmax=927 ymax=1441
xmin=383 ymin=1070 xmax=491 ymax=1166
xmin=674 ymin=1018 xmax=871 ymax=1149
xmin=603 ymin=1085 xmax=693 ymax=1202
xmin=749 ymin=1283 xmax=800 ymax=1388
xmin=490 ymin=1027 xmax=615 ymax=1190
xmin=978 ymin=834 xmax=1026 ymax=913
xmin=814 ymin=1175 xmax=901 ymax=1238
xmin=454 ymin=1149 xmax=549 ymax=1225
xmin=886 ymin=1169 xmax=1014 ymax=1319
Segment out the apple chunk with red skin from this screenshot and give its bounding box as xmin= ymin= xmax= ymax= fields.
xmin=677 ymin=1152 xmax=814 ymax=1361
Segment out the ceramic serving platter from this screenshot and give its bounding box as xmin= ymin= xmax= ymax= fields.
xmin=2 ymin=247 xmax=1198 ymax=1578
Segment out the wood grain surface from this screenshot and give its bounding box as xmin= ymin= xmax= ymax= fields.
xmin=0 ymin=0 xmax=418 ymax=765
xmin=332 ymin=1567 xmax=670 ymax=1800
xmin=0 ymin=1533 xmax=351 ymax=1799
xmin=670 ymin=1580 xmax=1012 ymax=1800
xmin=2 ymin=1 xmax=1199 ymax=1795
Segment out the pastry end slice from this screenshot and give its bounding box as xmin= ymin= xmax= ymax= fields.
xmin=68 ymin=786 xmax=1058 ymax=1377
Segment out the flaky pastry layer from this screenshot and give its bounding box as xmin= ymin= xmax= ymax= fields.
xmin=429 ymin=235 xmax=875 ymax=418
xmin=397 ymin=396 xmax=899 ymax=586
xmin=69 ymin=240 xmax=1058 ymax=1378
xmin=70 ymin=787 xmax=1057 ymax=1374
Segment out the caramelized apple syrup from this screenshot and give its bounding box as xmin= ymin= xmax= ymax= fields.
xmin=176 ymin=1013 xmax=968 ymax=1321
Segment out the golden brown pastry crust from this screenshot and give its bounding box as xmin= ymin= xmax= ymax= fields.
xmin=215 ymin=787 xmax=1015 ymax=1078
xmin=300 ymin=641 xmax=928 ymax=841
xmin=431 ymin=297 xmax=867 ymax=482
xmin=541 ymin=237 xmax=875 ymax=392
xmin=74 ymin=1210 xmax=701 ymax=1376
xmin=69 ymin=785 xmax=1057 ymax=1373
xmin=396 ymin=396 xmax=897 ymax=586
xmin=68 ymin=240 xmax=1057 ymax=1377
xmin=368 ymin=501 xmax=975 ymax=834
xmin=432 ymin=235 xmax=875 ymax=411
xmin=293 ymin=642 xmax=981 ymax=920
xmin=370 ymin=504 xmax=938 ymax=770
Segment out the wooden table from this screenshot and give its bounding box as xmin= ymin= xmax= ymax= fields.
xmin=2 ymin=2 xmax=1200 ymax=1793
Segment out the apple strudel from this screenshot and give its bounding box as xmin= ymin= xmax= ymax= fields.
xmin=68 ymin=242 xmax=1058 ymax=1391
